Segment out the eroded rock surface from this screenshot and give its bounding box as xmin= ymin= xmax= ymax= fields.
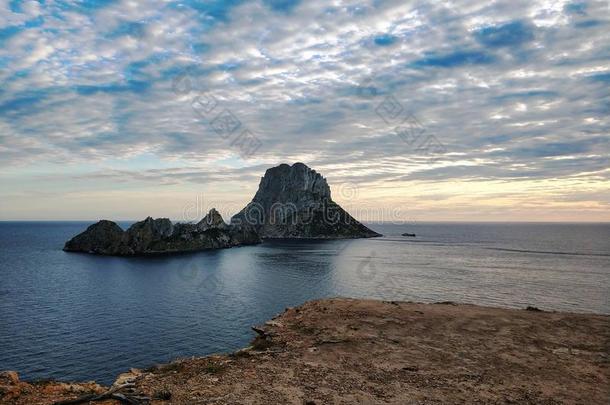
xmin=197 ymin=208 xmax=228 ymax=231
xmin=232 ymin=163 xmax=381 ymax=239
xmin=62 ymin=220 xmax=125 ymax=255
xmin=63 ymin=209 xmax=260 ymax=255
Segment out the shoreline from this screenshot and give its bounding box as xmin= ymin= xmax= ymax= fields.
xmin=1 ymin=298 xmax=609 ymax=404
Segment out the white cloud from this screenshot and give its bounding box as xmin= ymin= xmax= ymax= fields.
xmin=0 ymin=0 xmax=608 ymax=220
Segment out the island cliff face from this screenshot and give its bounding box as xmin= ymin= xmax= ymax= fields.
xmin=231 ymin=163 xmax=381 ymax=239
xmin=63 ymin=209 xmax=260 ymax=255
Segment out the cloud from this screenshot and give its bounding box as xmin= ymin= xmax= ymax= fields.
xmin=0 ymin=0 xmax=609 ymax=220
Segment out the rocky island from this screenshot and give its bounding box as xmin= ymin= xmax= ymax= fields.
xmin=232 ymin=163 xmax=381 ymax=239
xmin=63 ymin=163 xmax=381 ymax=255
xmin=63 ymin=209 xmax=260 ymax=255
xmin=2 ymin=299 xmax=608 ymax=404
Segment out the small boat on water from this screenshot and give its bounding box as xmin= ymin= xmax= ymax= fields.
xmin=401 ymin=232 xmax=416 ymax=237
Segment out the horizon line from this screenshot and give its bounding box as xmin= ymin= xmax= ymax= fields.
xmin=1 ymin=219 xmax=609 ymax=224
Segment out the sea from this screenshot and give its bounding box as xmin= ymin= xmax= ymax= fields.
xmin=0 ymin=221 xmax=608 ymax=384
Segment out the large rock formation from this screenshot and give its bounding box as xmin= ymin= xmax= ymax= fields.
xmin=64 ymin=163 xmax=380 ymax=255
xmin=231 ymin=163 xmax=381 ymax=239
xmin=64 ymin=209 xmax=260 ymax=256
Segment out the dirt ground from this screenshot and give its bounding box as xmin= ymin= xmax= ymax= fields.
xmin=2 ymin=298 xmax=609 ymax=404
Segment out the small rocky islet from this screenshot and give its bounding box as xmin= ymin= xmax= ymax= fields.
xmin=63 ymin=163 xmax=381 ymax=256
xmin=62 ymin=209 xmax=260 ymax=255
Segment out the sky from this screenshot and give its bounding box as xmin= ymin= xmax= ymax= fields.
xmin=0 ymin=0 xmax=609 ymax=222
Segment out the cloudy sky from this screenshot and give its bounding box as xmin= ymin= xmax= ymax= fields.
xmin=1 ymin=0 xmax=609 ymax=222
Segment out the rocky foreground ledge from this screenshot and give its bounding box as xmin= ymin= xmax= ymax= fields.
xmin=2 ymin=299 xmax=608 ymax=404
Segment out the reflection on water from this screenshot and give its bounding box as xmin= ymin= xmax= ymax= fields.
xmin=0 ymin=222 xmax=608 ymax=384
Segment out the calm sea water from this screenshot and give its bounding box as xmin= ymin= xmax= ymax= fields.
xmin=0 ymin=221 xmax=609 ymax=384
